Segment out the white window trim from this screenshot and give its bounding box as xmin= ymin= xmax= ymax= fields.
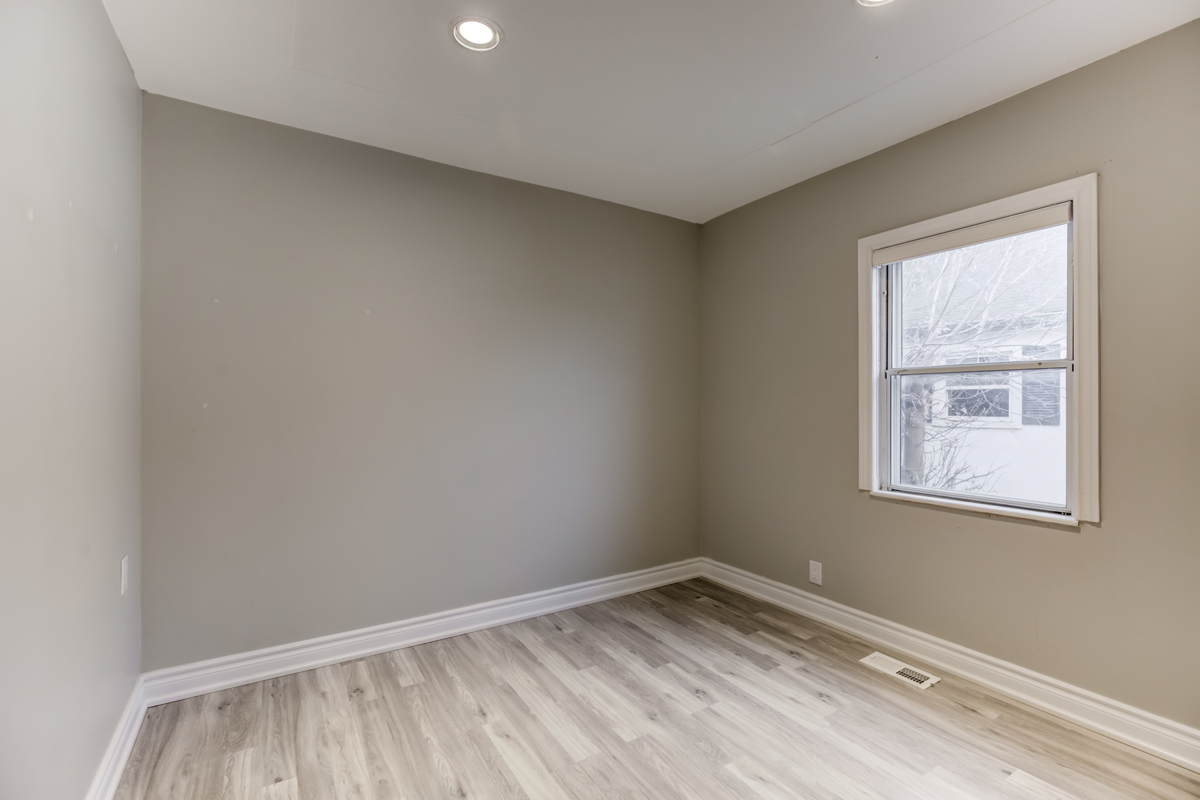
xmin=858 ymin=174 xmax=1099 ymax=526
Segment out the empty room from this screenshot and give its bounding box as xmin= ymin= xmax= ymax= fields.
xmin=4 ymin=0 xmax=1200 ymax=798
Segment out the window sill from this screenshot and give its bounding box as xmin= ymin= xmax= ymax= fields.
xmin=868 ymin=489 xmax=1079 ymax=527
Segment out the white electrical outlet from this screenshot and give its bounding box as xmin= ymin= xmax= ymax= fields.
xmin=121 ymin=556 xmax=128 ymax=596
xmin=809 ymin=560 xmax=822 ymax=586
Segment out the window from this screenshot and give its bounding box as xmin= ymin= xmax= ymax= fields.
xmin=858 ymin=175 xmax=1099 ymax=524
xmin=948 ymin=384 xmax=1009 ymax=418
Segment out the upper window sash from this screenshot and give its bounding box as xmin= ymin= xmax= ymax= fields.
xmin=882 ymin=210 xmax=1074 ymax=377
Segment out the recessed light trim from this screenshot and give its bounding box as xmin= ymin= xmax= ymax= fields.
xmin=451 ymin=16 xmax=503 ymax=51
xmin=857 ymin=0 xmax=895 ymax=5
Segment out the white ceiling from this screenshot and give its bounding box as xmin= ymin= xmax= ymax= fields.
xmin=104 ymin=0 xmax=1200 ymax=222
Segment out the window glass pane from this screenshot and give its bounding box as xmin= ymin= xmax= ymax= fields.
xmin=897 ymin=224 xmax=1068 ymax=368
xmin=1021 ymin=348 xmax=1062 ymax=425
xmin=895 ymin=370 xmax=1066 ymax=508
xmin=948 ymin=387 xmax=1008 ymax=417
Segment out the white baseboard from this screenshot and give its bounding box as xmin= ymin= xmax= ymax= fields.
xmin=699 ymin=557 xmax=1200 ymax=775
xmin=86 ymin=553 xmax=1199 ymax=799
xmin=87 ymin=557 xmax=703 ymax=799
xmin=84 ymin=676 xmax=146 ymax=800
xmin=141 ymin=557 xmax=705 ymax=707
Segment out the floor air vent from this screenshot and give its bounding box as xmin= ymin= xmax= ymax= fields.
xmin=860 ymin=652 xmax=941 ymax=689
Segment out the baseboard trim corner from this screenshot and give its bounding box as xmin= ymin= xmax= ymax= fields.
xmin=84 ymin=675 xmax=147 ymax=800
xmin=698 ymin=557 xmax=1200 ymax=774
xmin=141 ymin=557 xmax=705 ymax=708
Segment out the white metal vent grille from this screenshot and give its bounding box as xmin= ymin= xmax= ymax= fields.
xmin=860 ymin=652 xmax=941 ymax=689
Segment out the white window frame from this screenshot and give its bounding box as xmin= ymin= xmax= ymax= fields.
xmin=858 ymin=175 xmax=1099 ymax=526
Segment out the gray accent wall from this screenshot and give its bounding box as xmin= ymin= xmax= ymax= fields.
xmin=700 ymin=20 xmax=1200 ymax=728
xmin=0 ymin=1 xmax=143 ymax=798
xmin=140 ymin=95 xmax=701 ymax=671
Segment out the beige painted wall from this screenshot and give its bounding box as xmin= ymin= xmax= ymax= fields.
xmin=141 ymin=96 xmax=701 ymax=671
xmin=0 ymin=1 xmax=143 ymax=798
xmin=700 ymin=20 xmax=1200 ymax=728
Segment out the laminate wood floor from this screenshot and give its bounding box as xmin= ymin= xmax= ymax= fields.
xmin=116 ymin=579 xmax=1200 ymax=799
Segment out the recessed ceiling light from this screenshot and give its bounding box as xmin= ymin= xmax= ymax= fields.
xmin=451 ymin=16 xmax=503 ymax=51
xmin=857 ymin=0 xmax=895 ymax=5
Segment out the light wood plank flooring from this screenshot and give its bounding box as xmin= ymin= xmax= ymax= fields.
xmin=116 ymin=579 xmax=1200 ymax=799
